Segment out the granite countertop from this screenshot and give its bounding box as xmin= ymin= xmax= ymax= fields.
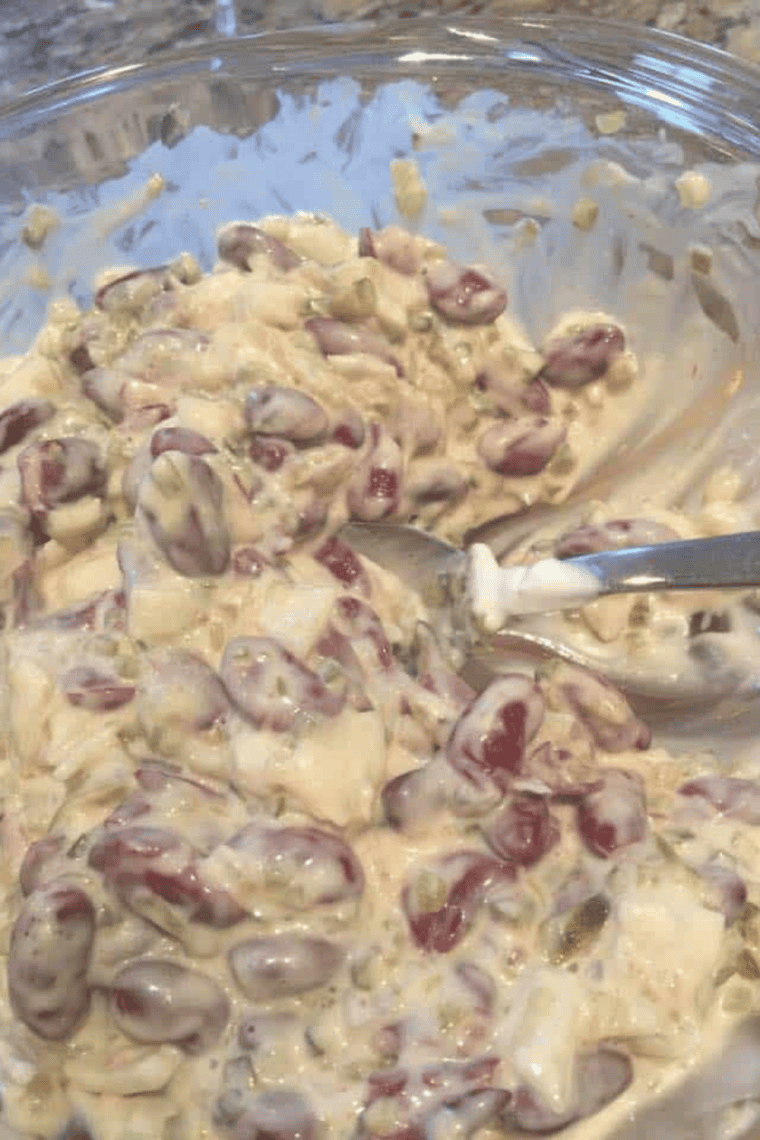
xmin=1 ymin=0 xmax=759 ymax=101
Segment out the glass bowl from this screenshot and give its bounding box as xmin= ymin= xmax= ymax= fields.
xmin=2 ymin=21 xmax=760 ymax=1139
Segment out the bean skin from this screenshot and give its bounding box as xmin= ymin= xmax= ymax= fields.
xmin=446 ymin=675 xmax=545 ymax=794
xmin=60 ymin=666 xmax=136 ymax=712
xmin=0 ymin=398 xmax=55 ymax=455
xmin=18 ymin=437 xmax=106 ymax=512
xmin=137 ymin=452 xmax=230 ymax=577
xmin=576 ymin=769 xmax=648 ymax=858
xmin=228 ymin=936 xmax=343 ymax=1000
xmin=548 ymin=664 xmax=651 ymax=752
xmin=8 ymin=882 xmax=95 ymax=1040
xmin=478 ymin=417 xmax=566 ymax=477
xmin=245 ymin=386 xmax=329 ymax=444
xmin=305 ymin=318 xmax=403 ymax=378
xmin=220 ymin=636 xmax=345 ymax=731
xmin=109 ymin=959 xmax=229 ymax=1054
xmin=426 ymin=261 xmax=506 ymax=325
xmin=539 ymin=324 xmax=625 ymax=389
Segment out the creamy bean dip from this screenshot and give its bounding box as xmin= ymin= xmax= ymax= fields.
xmin=0 ymin=214 xmax=758 ymax=1140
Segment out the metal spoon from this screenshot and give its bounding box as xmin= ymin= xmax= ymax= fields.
xmin=340 ymin=522 xmax=760 ymax=706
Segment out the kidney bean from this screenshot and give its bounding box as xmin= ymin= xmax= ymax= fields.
xmin=455 ymin=961 xmax=497 ymax=1016
xmin=34 ymin=588 xmax=126 ymax=633
xmin=475 ymin=362 xmax=552 ymax=418
xmin=554 ymin=518 xmax=680 ymax=558
xmin=347 ymin=428 xmax=403 ymax=522
xmin=305 ymin=317 xmax=403 ymax=377
xmin=110 ymin=959 xmax=229 ymax=1054
xmin=227 ymin=823 xmax=364 ymax=908
xmin=150 ymin=426 xmax=217 ymax=458
xmin=232 ymin=1089 xmax=318 ymax=1140
xmin=331 ymin=596 xmax=394 ymax=671
xmin=249 ymin=435 xmax=295 ymax=472
xmin=478 ymin=416 xmax=566 ymax=477
xmin=382 ymin=769 xmax=439 ymax=829
xmin=221 ymin=636 xmax=345 ymax=731
xmin=439 ymin=1089 xmax=511 ymax=1136
xmin=358 ymin=225 xmax=421 ymax=275
xmin=228 ymin=936 xmax=343 ymax=1000
xmin=231 ymin=546 xmax=266 ymax=577
xmin=406 ymin=460 xmax=467 ymax=507
xmin=403 ymin=852 xmax=518 ymax=954
xmin=218 ymin=224 xmax=301 ymax=272
xmin=95 ymin=266 xmax=174 ymax=313
xmin=89 ymin=826 xmax=247 ymax=930
xmin=485 ymin=794 xmax=560 ymax=867
xmin=549 ymin=664 xmax=650 ymax=752
xmin=313 ymin=626 xmax=373 ymax=713
xmin=138 ymin=649 xmax=228 ymax=734
xmin=425 ymin=261 xmax=506 ymax=325
xmin=19 ymin=835 xmax=66 ymax=896
xmin=696 ymin=862 xmax=747 ymax=925
xmin=499 ymin=1046 xmax=632 ymax=1132
xmin=81 ymin=368 xmax=129 ymax=421
xmin=679 ymin=775 xmax=760 ymax=824
xmin=331 ymin=407 xmax=366 ymax=450
xmin=137 ymin=452 xmax=230 ymax=577
xmin=314 ymin=535 xmax=371 ymax=594
xmin=18 ymin=437 xmax=106 ymax=512
xmin=576 ymin=769 xmax=647 ymax=858
xmin=8 ymin=882 xmax=95 ymax=1040
xmin=245 ymin=386 xmax=328 ymax=444
xmin=446 ymin=675 xmax=545 ymax=794
xmin=0 ymin=398 xmax=55 ymax=455
xmin=539 ymin=324 xmax=625 ymax=389
xmin=60 ymin=665 xmax=136 ymax=712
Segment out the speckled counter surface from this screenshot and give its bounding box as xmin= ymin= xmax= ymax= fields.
xmin=1 ymin=0 xmax=760 ymax=100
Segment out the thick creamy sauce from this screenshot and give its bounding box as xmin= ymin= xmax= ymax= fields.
xmin=0 ymin=215 xmax=758 ymax=1140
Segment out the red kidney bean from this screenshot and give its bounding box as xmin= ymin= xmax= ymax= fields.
xmin=150 ymin=426 xmax=217 ymax=458
xmin=19 ymin=835 xmax=66 ymax=896
xmin=539 ymin=324 xmax=625 ymax=389
xmin=228 ymin=936 xmax=343 ymax=1000
xmin=439 ymin=1089 xmax=512 ymax=1136
xmin=249 ymin=434 xmax=295 ymax=472
xmin=478 ymin=416 xmax=566 ymax=477
xmin=314 ymin=535 xmax=371 ymax=594
xmin=227 ymin=823 xmax=364 ymax=908
xmin=475 ymin=362 xmax=552 ymax=418
xmin=455 ymin=961 xmax=497 ymax=1016
xmin=0 ymin=398 xmax=55 ymax=455
xmin=331 ymin=596 xmax=394 ymax=671
xmin=110 ymin=959 xmax=229 ymax=1054
xmin=425 ymin=261 xmax=506 ymax=325
xmin=331 ymin=407 xmax=366 ymax=450
xmin=137 ymin=452 xmax=230 ymax=577
xmin=576 ymin=769 xmax=647 ymax=858
xmin=696 ymin=862 xmax=747 ymax=925
xmin=446 ymin=675 xmax=545 ymax=794
xmin=499 ymin=1046 xmax=632 ymax=1133
xmin=138 ymin=649 xmax=229 ymax=733
xmin=60 ymin=665 xmax=136 ymax=712
xmin=81 ymin=368 xmax=129 ymax=422
xmin=95 ymin=266 xmax=174 ymax=313
xmin=69 ymin=338 xmax=97 ymax=376
xmin=8 ymin=882 xmax=95 ymax=1040
xmin=232 ymin=1089 xmax=318 ymax=1140
xmin=382 ymin=769 xmax=440 ymax=829
xmin=220 ymin=636 xmax=346 ymax=731
xmin=523 ymin=741 xmax=598 ymax=798
xmin=485 ymin=794 xmax=560 ymax=867
xmin=245 ymin=386 xmax=328 ymax=444
xmin=403 ymin=852 xmax=518 ymax=953
xmin=18 ymin=437 xmax=106 ymax=512
xmin=406 ymin=461 xmax=467 ymax=507
xmin=549 ymin=664 xmax=651 ymax=753
xmin=89 ymin=826 xmax=247 ymax=930
xmin=33 ymin=588 xmax=126 ymax=633
xmin=305 ymin=317 xmax=403 ymax=378
xmin=231 ymin=546 xmax=266 ymax=577
xmin=678 ymin=775 xmax=760 ymax=824
xmin=347 ymin=429 xmax=403 ymax=521
xmin=554 ymin=518 xmax=680 ymax=558
xmin=218 ymin=224 xmax=302 ymax=272
xmin=134 ymin=763 xmax=223 ymax=800
xmin=358 ymin=225 xmax=421 ymax=275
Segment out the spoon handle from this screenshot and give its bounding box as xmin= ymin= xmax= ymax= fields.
xmin=576 ymin=529 xmax=760 ymax=594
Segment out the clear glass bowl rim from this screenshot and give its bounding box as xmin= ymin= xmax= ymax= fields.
xmin=2 ymin=15 xmax=760 ymax=156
